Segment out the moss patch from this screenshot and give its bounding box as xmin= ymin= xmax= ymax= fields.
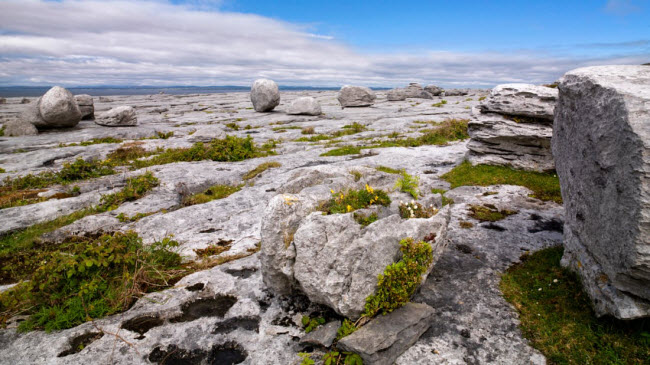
xmin=183 ymin=184 xmax=242 ymax=206
xmin=500 ymin=246 xmax=650 ymax=364
xmin=320 ymin=146 xmax=362 ymax=156
xmin=242 ymin=162 xmax=281 ymax=180
xmin=353 ymin=212 xmax=378 ymax=227
xmin=441 ymin=161 xmax=562 ymax=203
xmin=431 ymin=188 xmax=454 ymax=206
xmin=468 ymin=204 xmax=517 ymax=222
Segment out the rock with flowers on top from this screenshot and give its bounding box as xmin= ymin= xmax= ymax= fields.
xmin=260 ymin=165 xmax=450 ymax=319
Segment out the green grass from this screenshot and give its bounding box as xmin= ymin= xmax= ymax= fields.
xmin=321 ymin=185 xmax=391 ymax=214
xmin=441 ymin=161 xmax=562 ymax=203
xmin=353 ymin=212 xmax=378 ymax=226
xmin=242 ymin=161 xmax=281 ymax=180
xmin=320 ymin=146 xmax=362 ymax=156
xmin=500 ymin=246 xmax=650 ymax=364
xmin=432 ymin=100 xmax=448 ymax=107
xmin=294 ymin=134 xmax=333 ymax=142
xmin=182 ymin=184 xmax=242 ymax=206
xmin=60 ymin=137 xmax=123 ymax=147
xmin=375 ymin=166 xmax=402 ymax=174
xmin=3 ymin=158 xmax=116 ymax=191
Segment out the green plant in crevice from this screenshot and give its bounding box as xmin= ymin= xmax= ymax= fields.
xmin=468 ymin=204 xmax=517 ymax=222
xmin=321 ymin=185 xmax=391 ymax=214
xmin=320 ymin=146 xmax=362 ymax=156
xmin=375 ymin=166 xmax=402 ymax=174
xmin=362 ymin=238 xmax=433 ymax=318
xmin=432 ymin=100 xmax=447 ymax=107
xmin=182 ymin=184 xmax=242 ymax=206
xmin=350 ymin=170 xmax=362 ymax=181
xmin=398 ymin=201 xmax=437 ymax=219
xmin=4 ymin=158 xmax=115 ymax=191
xmin=97 ymin=172 xmax=159 ymax=212
xmin=395 ymin=171 xmax=420 ymax=199
xmin=353 ymin=212 xmax=378 ymax=227
xmin=336 ymin=318 xmax=358 ymax=340
xmin=242 ymin=161 xmax=281 ymax=180
xmin=431 ymin=188 xmax=454 ymax=206
xmin=298 ymin=352 xmax=315 ymax=365
xmin=301 ymin=315 xmax=326 ymax=333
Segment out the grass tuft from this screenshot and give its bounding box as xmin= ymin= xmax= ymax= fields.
xmin=182 ymin=184 xmax=242 ymax=206
xmin=320 ymin=146 xmax=362 ymax=156
xmin=441 ymin=161 xmax=562 ymax=203
xmin=242 ymin=162 xmax=281 ymax=180
xmin=468 ymin=204 xmax=517 ymax=222
xmin=500 ymin=246 xmax=650 ymax=364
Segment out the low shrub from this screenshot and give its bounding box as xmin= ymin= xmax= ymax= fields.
xmin=395 ymin=171 xmax=420 ymax=199
xmin=321 ymin=185 xmax=391 ymax=214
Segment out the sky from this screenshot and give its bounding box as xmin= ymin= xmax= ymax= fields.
xmin=0 ymin=0 xmax=648 ymax=88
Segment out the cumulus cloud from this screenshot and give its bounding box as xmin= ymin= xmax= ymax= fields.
xmin=0 ymin=0 xmax=647 ymax=88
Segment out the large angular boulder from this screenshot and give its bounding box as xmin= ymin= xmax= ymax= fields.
xmin=2 ymin=118 xmax=38 ymax=136
xmin=337 ymin=85 xmax=376 ymax=107
xmin=337 ymin=303 xmax=435 ymax=365
xmin=250 ymin=79 xmax=280 ymax=112
xmin=467 ymin=112 xmax=554 ymax=172
xmin=386 ymin=83 xmax=432 ymax=101
xmin=286 ymin=97 xmax=321 ymax=115
xmin=74 ymin=94 xmax=94 ymax=120
xmin=553 ymin=65 xmax=650 ymax=319
xmin=21 ymin=86 xmax=82 ymax=129
xmin=95 ymin=106 xmax=138 ymax=127
xmin=260 ymin=166 xmax=450 ymax=319
xmin=479 ymin=83 xmax=557 ymax=122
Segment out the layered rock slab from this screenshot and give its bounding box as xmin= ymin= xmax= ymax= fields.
xmin=553 ymin=65 xmax=650 ymax=319
xmin=286 ymin=96 xmax=321 ymax=115
xmin=74 ymin=94 xmax=94 ymax=120
xmin=468 ymin=83 xmax=557 ymax=172
xmin=95 ymin=106 xmax=138 ymax=126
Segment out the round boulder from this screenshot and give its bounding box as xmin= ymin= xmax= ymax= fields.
xmin=95 ymin=106 xmax=138 ymax=127
xmin=337 ymin=85 xmax=376 ymax=107
xmin=286 ymin=97 xmax=322 ymax=115
xmin=250 ymin=79 xmax=280 ymax=112
xmin=37 ymin=86 xmax=82 ymax=128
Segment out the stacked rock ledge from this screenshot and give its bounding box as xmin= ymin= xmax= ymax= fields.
xmin=467 ymin=83 xmax=558 ymax=172
xmin=552 ymin=65 xmax=650 ymax=319
xmin=95 ymin=106 xmax=138 ymax=127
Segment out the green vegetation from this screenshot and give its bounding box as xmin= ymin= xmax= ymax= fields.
xmin=272 ymin=126 xmax=301 ymax=132
xmin=3 ymin=158 xmax=115 ymax=191
xmin=0 ymin=232 xmax=182 ymax=332
xmin=500 ymin=246 xmax=650 ymax=364
xmin=302 ymin=315 xmax=326 ymax=333
xmin=468 ymin=204 xmax=517 ymax=222
xmin=156 ymin=131 xmax=174 ymax=139
xmin=350 ymin=170 xmax=362 ymax=181
xmin=432 ymin=100 xmax=447 ymax=107
xmin=321 ymin=185 xmax=391 ymax=214
xmin=398 ymin=201 xmax=437 ymax=219
xmin=322 ymin=351 xmax=363 ymax=365
xmin=0 ymin=168 xmax=5 ymax=173
xmin=301 ymin=126 xmax=315 ymax=134
xmin=194 ymin=243 xmax=231 ymax=257
xmin=320 ymin=146 xmax=362 ymax=156
xmin=337 ymin=319 xmax=358 ymax=340
xmin=116 ymin=211 xmax=156 ymax=223
xmin=368 ymin=119 xmax=469 ymax=148
xmin=0 ymin=173 xmax=159 ymax=285
xmin=242 ymin=161 xmax=281 ymax=180
xmin=130 ymin=136 xmax=274 ymax=169
xmin=441 ymin=161 xmax=562 ymax=203
xmin=478 ymin=96 xmax=487 ymax=101
xmin=353 ymin=212 xmax=378 ymax=227
xmin=375 ymin=166 xmax=402 ymax=174
xmin=0 ymin=125 xmax=4 ymax=136
xmin=298 ymin=352 xmax=315 ymax=365
xmin=363 ymin=238 xmax=433 ymax=317
xmin=295 ymin=134 xmax=333 ymax=142
xmin=105 ymin=143 xmax=155 ymax=164
xmin=225 ymin=122 xmax=239 ymax=130
xmin=182 ymin=184 xmax=242 ymax=206
xmin=465 ymin=98 xmax=473 ymax=101
xmin=431 ymin=188 xmax=454 ymax=206
xmin=395 ymin=171 xmax=419 ymax=199
xmin=60 ymin=137 xmax=123 ymax=147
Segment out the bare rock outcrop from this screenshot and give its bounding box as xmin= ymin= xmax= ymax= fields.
xmin=20 ymin=86 xmax=82 ymax=129
xmin=74 ymin=94 xmax=94 ymax=120
xmin=467 ymin=83 xmax=557 ymax=172
xmin=387 ymin=83 xmax=433 ymax=101
xmin=1 ymin=118 xmax=38 ymax=136
xmin=95 ymin=106 xmax=138 ymax=127
xmin=553 ymin=65 xmax=650 ymax=319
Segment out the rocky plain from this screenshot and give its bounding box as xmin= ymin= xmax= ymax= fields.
xmin=0 ymin=66 xmax=647 ymax=365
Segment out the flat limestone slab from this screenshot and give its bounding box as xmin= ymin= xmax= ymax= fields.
xmin=337 ymin=302 xmax=435 ymax=365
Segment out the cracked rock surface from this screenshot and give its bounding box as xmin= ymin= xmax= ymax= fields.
xmin=0 ymin=89 xmax=564 ymax=364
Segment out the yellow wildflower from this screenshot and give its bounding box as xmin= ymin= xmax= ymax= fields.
xmin=330 ymin=189 xmax=335 ymax=194
xmin=347 ymin=205 xmax=353 ymax=212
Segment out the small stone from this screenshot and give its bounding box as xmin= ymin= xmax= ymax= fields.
xmin=95 ymin=106 xmax=138 ymax=127
xmin=337 ymin=303 xmax=435 ymax=365
xmin=250 ymin=79 xmax=280 ymax=112
xmin=299 ymin=320 xmax=340 ymax=348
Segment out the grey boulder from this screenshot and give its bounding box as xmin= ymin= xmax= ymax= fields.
xmin=2 ymin=118 xmax=38 ymax=136
xmin=424 ymin=84 xmax=444 ymax=96
xmin=443 ymin=88 xmax=469 ymax=96
xmin=299 ymin=320 xmax=340 ymax=348
xmin=553 ymin=65 xmax=650 ymax=319
xmin=95 ymin=106 xmax=138 ymax=127
xmin=337 ymin=303 xmax=435 ymax=365
xmin=387 ymin=83 xmax=432 ymax=101
xmin=286 ymin=97 xmax=321 ymax=115
xmin=36 ymin=86 xmax=82 ymax=128
xmin=250 ymin=79 xmax=280 ymax=112
xmin=479 ymin=83 xmax=558 ymax=122
xmin=337 ymin=85 xmax=376 ymax=107
xmin=74 ymin=94 xmax=95 ymax=120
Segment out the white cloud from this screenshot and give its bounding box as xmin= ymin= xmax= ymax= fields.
xmin=0 ymin=0 xmax=647 ymax=88
xmin=604 ymin=0 xmax=642 ymax=15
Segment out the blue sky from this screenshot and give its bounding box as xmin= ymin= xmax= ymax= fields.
xmin=0 ymin=0 xmax=648 ymax=87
